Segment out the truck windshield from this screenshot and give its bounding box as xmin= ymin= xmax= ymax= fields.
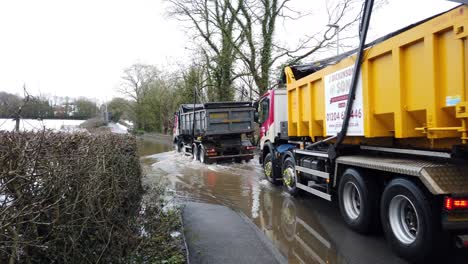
xmin=258 ymin=98 xmax=269 ymax=124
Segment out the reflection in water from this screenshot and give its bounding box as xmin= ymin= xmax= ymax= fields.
xmin=251 ymin=180 xmax=260 ymax=219
xmin=137 ymin=138 xmax=172 ymax=157
xmin=279 ymin=198 xmax=342 ymax=264
xmin=256 ymin=189 xmax=346 ymax=264
xmin=281 ymin=198 xmax=296 ymax=242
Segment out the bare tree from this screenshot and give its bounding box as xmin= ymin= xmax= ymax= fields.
xmin=168 ymin=0 xmax=386 ymax=98
xmin=168 ymin=0 xmax=244 ymax=101
xmin=226 ymin=0 xmax=285 ymax=96
xmin=118 ymin=64 xmax=160 ymax=129
xmin=118 ymin=64 xmax=160 ymax=104
xmin=281 ymin=0 xmax=372 ymax=63
xmin=230 ymin=0 xmax=386 ymax=95
xmin=0 ymin=92 xmax=21 ymax=118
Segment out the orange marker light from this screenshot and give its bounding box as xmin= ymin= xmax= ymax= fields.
xmin=445 ymin=197 xmax=453 ymax=210
xmin=445 ymin=197 xmax=468 ymax=211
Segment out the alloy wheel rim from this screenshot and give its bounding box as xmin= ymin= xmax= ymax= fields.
xmin=193 ymin=145 xmax=198 ymax=161
xmin=343 ymin=182 xmax=361 ymax=220
xmin=264 ymin=161 xmax=273 ymax=178
xmin=388 ymin=194 xmax=419 ymax=244
xmin=200 ymin=147 xmax=205 ymax=163
xmin=283 ymin=167 xmax=295 ymax=187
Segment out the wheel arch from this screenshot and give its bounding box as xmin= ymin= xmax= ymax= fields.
xmin=281 ymin=150 xmax=295 ymax=170
xmin=262 ymin=141 xmax=274 ymax=162
xmin=333 ymin=163 xmax=432 ymax=200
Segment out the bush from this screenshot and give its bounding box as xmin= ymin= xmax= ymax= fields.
xmin=79 ymin=117 xmax=107 ymax=129
xmin=0 ymin=131 xmax=142 ymax=263
xmin=131 ymin=129 xmax=145 ymax=136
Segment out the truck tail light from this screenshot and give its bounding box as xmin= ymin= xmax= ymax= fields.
xmin=206 ymin=148 xmax=217 ymax=156
xmin=245 ymin=146 xmax=256 ymax=150
xmin=445 ymin=197 xmax=468 ymax=211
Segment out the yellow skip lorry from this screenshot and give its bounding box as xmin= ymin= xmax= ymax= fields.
xmin=256 ymin=1 xmax=468 ymax=262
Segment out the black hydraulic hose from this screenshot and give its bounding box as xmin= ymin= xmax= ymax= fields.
xmin=334 ymin=0 xmax=374 ymax=148
xmin=191 ymin=86 xmax=197 ymax=145
xmin=306 ymin=0 xmax=374 ymax=152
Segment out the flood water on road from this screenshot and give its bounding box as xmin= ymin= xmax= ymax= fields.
xmin=137 ymin=138 xmax=172 ymax=157
xmin=139 ymin=139 xmax=468 ymax=264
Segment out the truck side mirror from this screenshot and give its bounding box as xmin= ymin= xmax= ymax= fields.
xmin=254 ymin=111 xmax=259 ymax=123
xmin=253 ymin=101 xmax=259 ymax=109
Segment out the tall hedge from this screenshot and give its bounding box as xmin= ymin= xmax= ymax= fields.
xmin=0 ymin=131 xmax=142 ymax=263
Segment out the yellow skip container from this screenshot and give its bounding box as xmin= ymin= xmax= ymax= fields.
xmin=285 ymin=5 xmax=468 ymax=150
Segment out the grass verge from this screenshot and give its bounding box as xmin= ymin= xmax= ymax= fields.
xmin=129 ymin=182 xmax=187 ymax=264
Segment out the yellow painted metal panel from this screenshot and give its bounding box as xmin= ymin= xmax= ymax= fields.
xmin=285 ymin=5 xmax=468 ymax=149
xmin=401 ymin=39 xmax=427 ymax=112
xmin=366 ymin=51 xmax=396 ymax=137
xmin=312 ymin=79 xmax=325 ymax=137
xmin=288 ymin=87 xmax=298 ymax=136
xmin=369 ymin=51 xmax=394 ymax=115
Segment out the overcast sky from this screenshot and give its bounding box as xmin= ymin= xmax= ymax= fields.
xmin=0 ymin=0 xmax=459 ymax=101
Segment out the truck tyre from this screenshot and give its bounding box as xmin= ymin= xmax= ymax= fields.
xmin=338 ymin=168 xmax=379 ymax=234
xmin=199 ymin=145 xmax=213 ymax=164
xmin=263 ymin=153 xmax=279 ymax=184
xmin=282 ymin=157 xmax=299 ymax=195
xmin=380 ymin=178 xmax=442 ymax=263
xmin=182 ymin=143 xmax=187 ymax=155
xmin=176 ymin=139 xmax=182 ymax=153
xmin=192 ymin=143 xmax=199 ymax=161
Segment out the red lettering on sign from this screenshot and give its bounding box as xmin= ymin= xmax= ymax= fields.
xmin=330 ymin=94 xmax=348 ymax=103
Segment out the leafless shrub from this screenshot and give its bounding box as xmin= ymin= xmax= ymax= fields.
xmin=0 ymin=131 xmax=142 ymax=263
xmin=79 ymin=117 xmax=107 ymax=129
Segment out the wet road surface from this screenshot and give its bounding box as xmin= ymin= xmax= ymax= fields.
xmin=182 ymin=201 xmax=286 ymax=264
xmin=139 ymin=140 xmax=468 ymax=264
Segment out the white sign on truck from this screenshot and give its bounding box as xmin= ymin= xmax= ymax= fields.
xmin=324 ymin=65 xmax=364 ymax=136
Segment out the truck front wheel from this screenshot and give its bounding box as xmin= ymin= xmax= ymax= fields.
xmin=282 ymin=157 xmax=299 ymax=195
xmin=381 ymin=178 xmax=442 ymax=263
xmin=263 ymin=153 xmax=279 ymax=184
xmin=338 ymin=168 xmax=379 ymax=234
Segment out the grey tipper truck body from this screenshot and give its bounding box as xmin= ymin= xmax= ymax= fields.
xmin=173 ymin=102 xmax=256 ymax=164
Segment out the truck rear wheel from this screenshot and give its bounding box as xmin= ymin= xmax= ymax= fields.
xmin=199 ymin=145 xmax=212 ymax=164
xmin=263 ymin=153 xmax=279 ymax=184
xmin=381 ymin=178 xmax=442 ymax=263
xmin=175 ymin=139 xmax=182 ymax=153
xmin=192 ymin=143 xmax=199 ymax=161
xmin=338 ymin=168 xmax=379 ymax=234
xmin=282 ymin=157 xmax=299 ymax=195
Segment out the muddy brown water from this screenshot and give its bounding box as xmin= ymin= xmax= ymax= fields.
xmin=137 ymin=138 xmax=172 ymax=157
xmin=138 ymin=139 xmax=468 ymax=264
